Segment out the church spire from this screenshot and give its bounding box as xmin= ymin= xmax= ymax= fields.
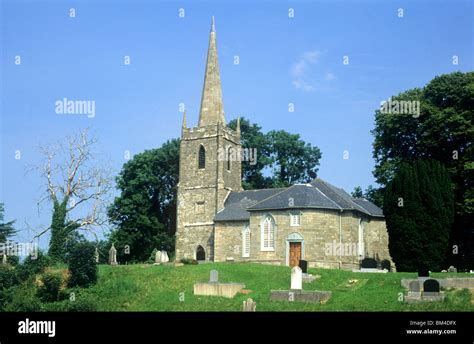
xmin=198 ymin=16 xmax=225 ymax=127
xmin=181 ymin=110 xmax=187 ymax=132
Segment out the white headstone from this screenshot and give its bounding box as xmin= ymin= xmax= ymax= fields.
xmin=161 ymin=251 xmax=169 ymax=263
xmin=109 ymin=244 xmax=118 ymax=265
xmin=291 ymin=266 xmax=303 ymax=290
xmin=242 ymin=298 xmax=256 ymax=312
xmin=155 ymin=250 xmax=162 ymax=264
xmin=2 ymin=254 xmax=7 ymax=265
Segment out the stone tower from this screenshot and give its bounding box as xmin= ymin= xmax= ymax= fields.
xmin=175 ymin=18 xmax=242 ymax=262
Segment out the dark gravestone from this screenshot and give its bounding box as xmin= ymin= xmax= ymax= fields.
xmin=381 ymin=259 xmax=391 ymax=272
xmin=423 ymin=279 xmax=440 ymax=293
xmin=361 ymin=258 xmax=377 ymax=269
xmin=418 ymin=268 xmax=429 ymax=277
xmin=408 ymin=281 xmax=420 ymax=292
xmin=299 ymin=260 xmax=308 ymax=273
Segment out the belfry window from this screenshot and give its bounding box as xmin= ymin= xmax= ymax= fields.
xmin=227 ymin=147 xmax=232 ymax=171
xmin=198 ymin=145 xmax=206 ymax=169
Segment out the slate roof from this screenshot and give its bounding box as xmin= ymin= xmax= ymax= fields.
xmin=213 ymin=188 xmax=286 ymax=221
xmin=351 ymin=198 xmax=384 ymax=217
xmin=213 ymin=178 xmax=384 ymax=222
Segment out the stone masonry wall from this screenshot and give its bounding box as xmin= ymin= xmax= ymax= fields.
xmin=214 ymin=209 xmax=393 ymax=270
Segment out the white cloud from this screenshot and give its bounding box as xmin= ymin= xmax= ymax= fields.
xmin=290 ymin=50 xmax=321 ymax=92
xmin=290 ymin=50 xmax=320 ymax=78
xmin=325 ymin=72 xmax=336 ymax=81
xmin=292 ymin=78 xmax=316 ymax=92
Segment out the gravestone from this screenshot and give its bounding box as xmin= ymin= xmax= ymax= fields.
xmin=381 ymin=259 xmax=391 ymax=272
xmin=423 ymin=279 xmax=440 ymax=293
xmin=108 ymin=243 xmax=118 ymax=265
xmin=448 ymin=266 xmax=457 ymax=273
xmin=161 ymin=251 xmax=169 ymax=263
xmin=299 ymin=260 xmax=308 ymax=273
xmin=94 ymin=248 xmax=99 ymax=263
xmin=361 ymin=258 xmax=377 ymax=269
xmin=408 ymin=281 xmax=420 ymax=292
xmin=290 ymin=266 xmax=303 ymax=290
xmin=154 ymin=250 xmax=162 ymax=264
xmin=210 ymin=270 xmax=218 ymax=283
xmin=2 ymin=254 xmax=6 ymax=265
xmin=242 ymin=298 xmax=256 ymax=312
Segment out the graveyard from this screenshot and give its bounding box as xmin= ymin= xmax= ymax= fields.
xmin=59 ymin=262 xmax=474 ymax=312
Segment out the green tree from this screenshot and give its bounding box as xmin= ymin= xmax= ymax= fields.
xmin=0 ymin=203 xmax=16 ymax=243
xmin=351 ymin=186 xmax=363 ymax=198
xmin=48 ymin=198 xmax=69 ymax=261
xmin=363 ymin=185 xmax=384 ymax=208
xmin=228 ymin=118 xmax=273 ymax=189
xmin=68 ymin=242 xmax=97 ymax=288
xmin=108 ymin=139 xmax=179 ymax=262
xmin=383 ymin=160 xmax=454 ymax=271
xmin=267 ymin=130 xmax=322 ymax=187
xmin=229 ymin=118 xmax=322 ymax=189
xmin=372 ymin=71 xmax=473 ymax=269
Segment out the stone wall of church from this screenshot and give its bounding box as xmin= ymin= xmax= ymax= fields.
xmin=364 ymin=218 xmax=395 ymax=270
xmin=213 ymin=209 xmax=393 ymax=270
xmin=214 ymin=221 xmax=249 ymax=262
xmin=175 ymin=224 xmax=214 ymax=261
xmin=175 ymin=123 xmax=242 ymax=262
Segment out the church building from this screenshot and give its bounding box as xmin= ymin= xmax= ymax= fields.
xmin=175 ymin=18 xmax=394 ymax=270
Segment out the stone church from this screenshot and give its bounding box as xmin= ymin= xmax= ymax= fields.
xmin=175 ymin=19 xmax=393 ymax=270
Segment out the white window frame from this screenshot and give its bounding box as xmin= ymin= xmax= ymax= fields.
xmin=260 ymin=215 xmax=275 ymax=251
xmin=289 ymin=212 xmax=301 ymax=227
xmin=242 ymin=225 xmax=250 ymax=258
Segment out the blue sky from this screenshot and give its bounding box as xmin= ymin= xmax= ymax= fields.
xmin=1 ymin=0 xmax=472 ymax=246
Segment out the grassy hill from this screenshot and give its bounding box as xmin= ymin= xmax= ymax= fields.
xmin=59 ymin=263 xmax=474 ymax=311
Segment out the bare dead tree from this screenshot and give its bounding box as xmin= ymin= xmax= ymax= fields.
xmin=31 ymin=129 xmax=113 ymax=242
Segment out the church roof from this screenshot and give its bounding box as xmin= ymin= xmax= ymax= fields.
xmin=213 ymin=178 xmax=384 ymax=221
xmin=214 ymin=188 xmax=286 ymax=221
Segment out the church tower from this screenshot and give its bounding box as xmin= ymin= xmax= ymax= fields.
xmin=175 ymin=18 xmax=242 ymax=262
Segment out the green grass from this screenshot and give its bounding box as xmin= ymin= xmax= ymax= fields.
xmin=73 ymin=263 xmax=474 ymax=311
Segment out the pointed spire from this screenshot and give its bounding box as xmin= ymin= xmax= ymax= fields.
xmin=198 ymin=17 xmax=225 ymax=127
xmin=182 ymin=110 xmax=187 ymax=129
xmin=236 ymin=117 xmax=241 ymax=135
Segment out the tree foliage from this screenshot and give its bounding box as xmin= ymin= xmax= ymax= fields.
xmin=68 ymin=241 xmax=97 ymax=288
xmin=228 ymin=117 xmax=322 ymax=189
xmin=383 ymin=160 xmax=454 ymax=271
xmin=107 ymin=139 xmax=180 ymax=262
xmin=372 ymin=71 xmax=473 ymax=269
xmin=0 ymin=203 xmax=16 ymax=243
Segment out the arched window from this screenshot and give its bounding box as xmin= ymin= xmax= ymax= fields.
xmin=242 ymin=226 xmax=250 ymax=258
xmin=198 ymin=145 xmax=206 ymax=169
xmin=261 ymin=215 xmax=275 ymax=251
xmin=227 ymin=147 xmax=232 ymax=171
